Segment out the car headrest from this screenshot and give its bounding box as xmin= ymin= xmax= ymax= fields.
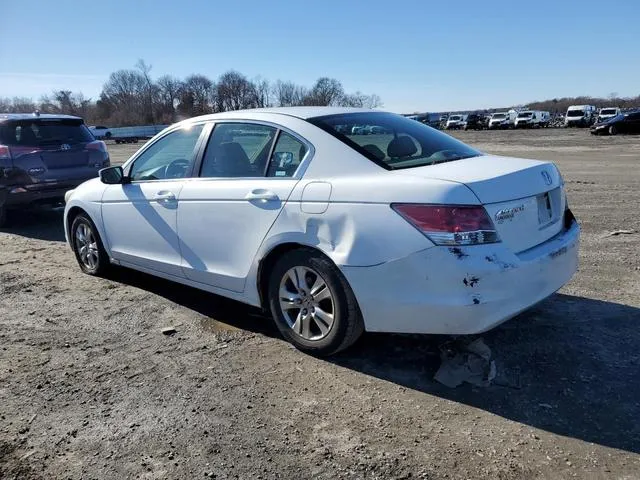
xmin=361 ymin=144 xmax=386 ymax=161
xmin=387 ymin=135 xmax=417 ymax=158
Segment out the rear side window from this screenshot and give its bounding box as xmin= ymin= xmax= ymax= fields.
xmin=309 ymin=112 xmax=480 ymax=170
xmin=266 ymin=132 xmax=308 ymax=177
xmin=0 ymin=119 xmax=94 ymax=146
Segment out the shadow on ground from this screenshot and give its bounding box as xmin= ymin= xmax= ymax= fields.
xmin=0 ymin=208 xmax=66 ymax=242
xmin=104 ymin=266 xmax=640 ymax=454
xmin=331 ymin=293 xmax=640 ymax=454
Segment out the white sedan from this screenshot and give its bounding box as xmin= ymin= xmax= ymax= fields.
xmin=64 ymin=107 xmax=580 ymax=356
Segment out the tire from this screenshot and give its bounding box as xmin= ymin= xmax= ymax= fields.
xmin=267 ymin=248 xmax=364 ymax=356
xmin=609 ymin=125 xmax=618 ymax=135
xmin=70 ymin=213 xmax=110 ymax=276
xmin=0 ymin=205 xmax=7 ymax=228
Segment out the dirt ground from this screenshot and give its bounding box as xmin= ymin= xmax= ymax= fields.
xmin=1 ymin=128 xmax=639 ymax=479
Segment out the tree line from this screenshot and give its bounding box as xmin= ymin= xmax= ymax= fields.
xmin=0 ymin=60 xmax=382 ymax=126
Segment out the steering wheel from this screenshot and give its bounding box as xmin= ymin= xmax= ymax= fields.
xmin=165 ymin=158 xmax=190 ymax=179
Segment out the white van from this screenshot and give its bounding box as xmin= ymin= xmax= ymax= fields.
xmin=564 ymin=105 xmax=597 ymax=127
xmin=514 ymin=110 xmax=551 ymax=128
xmin=488 ymin=111 xmax=516 ymax=129
xmin=445 ymin=114 xmax=467 ymax=129
xmin=597 ymin=107 xmax=621 ymax=123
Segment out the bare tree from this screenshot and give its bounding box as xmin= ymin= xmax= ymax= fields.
xmin=251 ymin=77 xmax=271 ymax=108
xmin=179 ymin=74 xmax=214 ymax=117
xmin=157 ymin=75 xmax=183 ymax=122
xmin=273 ymin=80 xmax=307 ymax=107
xmin=216 ymin=70 xmax=257 ymax=111
xmin=303 ymin=77 xmax=344 ymax=106
xmin=136 ymin=59 xmax=158 ymax=123
xmin=340 ymin=92 xmax=383 ymax=109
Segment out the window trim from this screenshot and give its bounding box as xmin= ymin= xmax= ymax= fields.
xmin=192 ymin=119 xmax=314 ymax=181
xmin=123 ymin=122 xmax=209 ymax=183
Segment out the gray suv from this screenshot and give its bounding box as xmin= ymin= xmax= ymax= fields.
xmin=0 ymin=113 xmax=110 ymax=226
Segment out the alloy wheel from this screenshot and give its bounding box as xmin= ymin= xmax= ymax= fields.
xmin=75 ymin=223 xmax=99 ymax=271
xmin=278 ymin=266 xmax=335 ymax=341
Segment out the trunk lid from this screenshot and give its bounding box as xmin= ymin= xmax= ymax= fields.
xmin=395 ymin=155 xmax=566 ymax=252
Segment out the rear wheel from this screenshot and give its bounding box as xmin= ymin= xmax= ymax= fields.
xmin=71 ymin=213 xmax=109 ymax=275
xmin=267 ymin=248 xmax=364 ymax=356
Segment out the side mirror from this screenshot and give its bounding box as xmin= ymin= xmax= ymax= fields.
xmin=99 ymin=165 xmax=127 ymax=184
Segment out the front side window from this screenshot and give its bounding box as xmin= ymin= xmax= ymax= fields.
xmin=267 ymin=131 xmax=308 ymax=177
xmin=309 ymin=112 xmax=480 ymax=170
xmin=129 ymin=124 xmax=204 ymax=181
xmin=200 ymin=123 xmax=277 ymax=178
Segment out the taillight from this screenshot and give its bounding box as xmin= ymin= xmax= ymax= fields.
xmin=87 ymin=140 xmax=107 ymax=152
xmin=391 ymin=204 xmax=500 ymax=246
xmin=0 ymin=145 xmax=10 ymax=160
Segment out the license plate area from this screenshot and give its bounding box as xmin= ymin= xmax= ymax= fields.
xmin=537 ymin=191 xmax=554 ymax=226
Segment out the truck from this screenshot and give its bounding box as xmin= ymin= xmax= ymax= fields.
xmin=564 ymin=105 xmax=597 ymax=127
xmin=88 ymin=124 xmax=169 ymax=143
xmin=445 ymin=114 xmax=467 ymax=130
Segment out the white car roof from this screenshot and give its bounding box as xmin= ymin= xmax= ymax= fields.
xmin=180 ymin=107 xmax=378 ymax=124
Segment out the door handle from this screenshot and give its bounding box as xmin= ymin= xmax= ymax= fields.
xmin=153 ymin=191 xmax=176 ymax=202
xmin=245 ymin=189 xmax=279 ymax=202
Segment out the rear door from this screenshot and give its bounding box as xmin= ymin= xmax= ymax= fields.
xmin=177 ymin=122 xmax=309 ymax=292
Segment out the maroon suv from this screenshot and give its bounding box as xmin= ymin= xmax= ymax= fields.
xmin=0 ymin=113 xmax=110 ymax=227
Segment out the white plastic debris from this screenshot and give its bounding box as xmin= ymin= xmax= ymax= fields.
xmin=434 ymin=338 xmax=496 ymax=388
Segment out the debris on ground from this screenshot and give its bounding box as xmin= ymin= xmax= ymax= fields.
xmin=161 ymin=326 xmax=177 ymax=336
xmin=605 ymin=229 xmax=637 ymax=237
xmin=434 ymin=338 xmax=497 ymax=388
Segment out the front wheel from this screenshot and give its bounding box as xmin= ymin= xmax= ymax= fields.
xmin=609 ymin=125 xmax=618 ymax=135
xmin=71 ymin=213 xmax=109 ymax=275
xmin=267 ymin=249 xmax=364 ymax=356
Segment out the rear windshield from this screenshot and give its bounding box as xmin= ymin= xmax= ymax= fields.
xmin=449 ymin=115 xmax=462 ymax=121
xmin=566 ymin=110 xmax=584 ymax=117
xmin=600 ymin=109 xmax=617 ymax=115
xmin=308 ymin=112 xmax=481 ymax=170
xmin=492 ymin=113 xmax=506 ymax=119
xmin=0 ymin=119 xmax=94 ymax=146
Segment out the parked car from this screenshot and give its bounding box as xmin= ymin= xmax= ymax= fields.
xmin=64 ymin=107 xmax=580 ymax=356
xmin=0 ymin=113 xmax=110 ymax=227
xmin=596 ymin=107 xmax=621 ymax=123
xmin=590 ymin=110 xmax=640 ymax=135
xmin=89 ymin=125 xmax=113 ymax=139
xmin=462 ymin=113 xmax=486 ymax=130
xmin=445 ymin=114 xmax=467 ymax=129
xmin=564 ymin=105 xmax=597 ymax=127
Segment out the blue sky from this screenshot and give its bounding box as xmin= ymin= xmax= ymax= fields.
xmin=1 ymin=0 xmax=639 ymax=113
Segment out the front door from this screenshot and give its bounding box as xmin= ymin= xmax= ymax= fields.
xmin=101 ymin=124 xmax=205 ymax=277
xmin=177 ymin=123 xmax=309 ymax=292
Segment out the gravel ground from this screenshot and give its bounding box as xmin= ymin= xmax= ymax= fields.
xmin=1 ymin=128 xmax=639 ymax=479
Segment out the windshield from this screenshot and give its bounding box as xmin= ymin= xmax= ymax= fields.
xmin=492 ymin=113 xmax=507 ymax=119
xmin=449 ymin=115 xmax=462 ymax=121
xmin=567 ymin=110 xmax=585 ymax=117
xmin=308 ymin=112 xmax=481 ymax=170
xmin=0 ymin=119 xmax=93 ymax=146
xmin=517 ymin=112 xmax=533 ymax=118
xmin=600 ymin=109 xmax=617 ymax=115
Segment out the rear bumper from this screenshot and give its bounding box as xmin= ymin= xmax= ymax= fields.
xmin=342 ymin=213 xmax=580 ymax=335
xmin=4 ymin=179 xmax=94 ymax=208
